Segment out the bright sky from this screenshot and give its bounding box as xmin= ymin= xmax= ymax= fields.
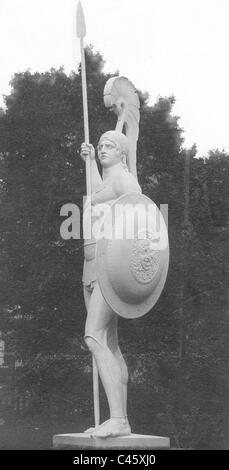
xmin=0 ymin=0 xmax=228 ymax=156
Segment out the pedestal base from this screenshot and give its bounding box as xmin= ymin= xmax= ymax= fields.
xmin=53 ymin=433 xmax=170 ymax=449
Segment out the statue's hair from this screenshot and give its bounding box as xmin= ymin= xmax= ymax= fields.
xmin=99 ymin=131 xmax=129 ymax=156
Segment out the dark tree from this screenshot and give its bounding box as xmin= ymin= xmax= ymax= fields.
xmin=0 ymin=47 xmax=228 ymax=449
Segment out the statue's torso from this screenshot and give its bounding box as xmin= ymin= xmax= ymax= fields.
xmin=83 ymin=169 xmax=141 ymax=286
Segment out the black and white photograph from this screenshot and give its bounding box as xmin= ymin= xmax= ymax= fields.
xmin=0 ymin=0 xmax=228 ymax=455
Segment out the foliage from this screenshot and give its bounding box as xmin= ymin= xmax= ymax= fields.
xmin=0 ymin=46 xmax=228 ymax=449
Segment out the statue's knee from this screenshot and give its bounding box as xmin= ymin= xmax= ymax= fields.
xmin=84 ymin=336 xmax=96 ymax=352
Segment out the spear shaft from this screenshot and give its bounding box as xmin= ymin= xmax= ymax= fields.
xmin=79 ymin=37 xmax=89 ymax=144
xmin=76 ymin=0 xmax=100 ymax=429
xmin=77 ymin=8 xmax=91 ymax=195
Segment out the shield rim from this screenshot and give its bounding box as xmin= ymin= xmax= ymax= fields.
xmin=96 ymin=193 xmax=169 ymax=319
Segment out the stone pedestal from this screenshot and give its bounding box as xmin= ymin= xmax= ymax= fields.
xmin=53 ymin=433 xmax=170 ymax=449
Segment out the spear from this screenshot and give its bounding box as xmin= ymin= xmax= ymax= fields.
xmin=76 ymin=0 xmax=100 ymax=429
xmin=76 ymin=0 xmax=91 ymax=195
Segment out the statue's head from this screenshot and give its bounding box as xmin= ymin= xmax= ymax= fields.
xmin=97 ymin=130 xmax=129 ymax=169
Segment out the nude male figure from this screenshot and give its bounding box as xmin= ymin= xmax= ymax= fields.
xmin=80 ymin=130 xmax=141 ymax=438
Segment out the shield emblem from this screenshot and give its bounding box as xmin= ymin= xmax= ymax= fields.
xmin=95 ymin=193 xmax=169 ymax=318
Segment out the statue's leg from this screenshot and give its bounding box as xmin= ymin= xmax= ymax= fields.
xmin=83 ymin=282 xmax=110 ymax=433
xmin=84 ymin=282 xmax=131 ymax=437
xmin=85 ymin=283 xmax=124 ymax=417
xmin=106 ymin=315 xmax=128 ymax=417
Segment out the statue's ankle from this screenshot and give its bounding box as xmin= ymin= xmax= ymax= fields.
xmin=110 ymin=415 xmax=128 ymax=421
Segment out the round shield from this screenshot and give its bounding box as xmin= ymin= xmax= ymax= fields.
xmin=95 ymin=193 xmax=169 ymax=319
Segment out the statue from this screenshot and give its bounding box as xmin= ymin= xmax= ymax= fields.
xmin=79 ymin=76 xmax=169 ymax=439
xmin=53 ymin=2 xmax=170 ymax=448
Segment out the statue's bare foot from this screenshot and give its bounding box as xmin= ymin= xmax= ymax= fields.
xmin=84 ymin=419 xmax=109 ymax=433
xmin=90 ymin=417 xmax=131 ymax=438
xmin=84 ymin=426 xmax=95 ymax=433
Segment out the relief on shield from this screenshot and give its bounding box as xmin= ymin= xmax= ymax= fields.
xmin=129 ymin=231 xmax=161 ymax=284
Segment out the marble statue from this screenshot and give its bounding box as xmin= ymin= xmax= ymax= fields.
xmin=80 ymin=129 xmax=142 ymax=438
xmin=78 ymin=73 xmax=170 ymax=440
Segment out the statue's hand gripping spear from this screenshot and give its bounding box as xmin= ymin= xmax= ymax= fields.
xmin=76 ymin=0 xmax=100 ymax=429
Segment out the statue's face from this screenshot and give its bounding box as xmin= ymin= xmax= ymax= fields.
xmin=97 ymin=138 xmax=122 ymax=168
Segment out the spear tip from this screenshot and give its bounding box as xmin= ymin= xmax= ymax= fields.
xmin=76 ymin=0 xmax=86 ymax=38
